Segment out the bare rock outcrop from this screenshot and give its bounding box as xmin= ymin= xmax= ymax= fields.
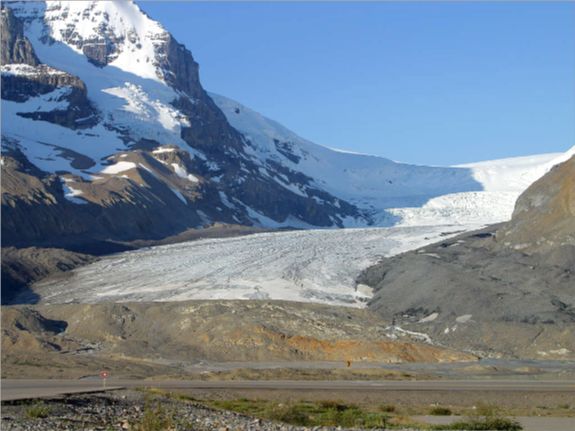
xmin=360 ymin=157 xmax=575 ymax=359
xmin=497 ymin=155 xmax=575 ymax=255
xmin=0 ymin=5 xmax=39 ymax=66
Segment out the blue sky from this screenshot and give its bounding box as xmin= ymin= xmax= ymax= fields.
xmin=139 ymin=1 xmax=575 ymax=166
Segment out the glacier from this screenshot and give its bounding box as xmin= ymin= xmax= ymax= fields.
xmin=33 ymin=224 xmax=472 ymax=306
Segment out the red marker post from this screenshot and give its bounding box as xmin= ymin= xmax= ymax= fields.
xmin=100 ymin=370 xmax=109 ymax=388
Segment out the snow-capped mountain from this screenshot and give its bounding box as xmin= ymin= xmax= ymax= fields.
xmin=0 ymin=0 xmax=566 ymax=248
xmin=212 ymin=93 xmax=564 ymax=227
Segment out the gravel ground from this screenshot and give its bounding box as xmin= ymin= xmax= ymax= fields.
xmin=0 ymin=390 xmax=415 ymax=431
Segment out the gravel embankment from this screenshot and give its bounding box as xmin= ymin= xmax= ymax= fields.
xmin=0 ymin=390 xmax=412 ymax=431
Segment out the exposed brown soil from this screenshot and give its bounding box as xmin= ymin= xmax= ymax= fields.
xmin=1 ymin=301 xmax=475 ymax=379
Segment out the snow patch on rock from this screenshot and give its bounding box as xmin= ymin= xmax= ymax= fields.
xmin=455 ymin=314 xmax=473 ymax=323
xmin=101 ymin=161 xmax=136 ymax=174
xmin=419 ymin=312 xmax=439 ymax=323
xmin=60 ymin=178 xmax=87 ymax=204
xmin=171 ymin=163 xmax=198 ymax=182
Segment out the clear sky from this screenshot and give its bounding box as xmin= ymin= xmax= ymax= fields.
xmin=139 ymin=1 xmax=575 ymax=166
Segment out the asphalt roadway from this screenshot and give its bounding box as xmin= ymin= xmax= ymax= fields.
xmin=2 ymin=378 xmax=575 ymax=401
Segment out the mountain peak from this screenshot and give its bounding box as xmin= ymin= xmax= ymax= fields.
xmin=7 ymin=0 xmax=169 ymax=81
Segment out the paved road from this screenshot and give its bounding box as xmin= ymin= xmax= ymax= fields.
xmin=1 ymin=380 xmax=123 ymax=401
xmin=2 ymin=379 xmax=575 ymax=401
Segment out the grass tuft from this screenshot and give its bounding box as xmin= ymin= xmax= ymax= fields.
xmin=429 ymin=406 xmax=453 ymax=416
xmin=25 ymin=402 xmax=51 ymax=419
xmin=209 ymin=398 xmax=402 ymax=428
xmin=432 ymin=403 xmax=522 ymax=431
xmin=433 ymin=417 xmax=522 ymax=430
xmin=380 ymin=403 xmax=397 ymax=413
xmin=132 ymin=397 xmax=175 ymax=431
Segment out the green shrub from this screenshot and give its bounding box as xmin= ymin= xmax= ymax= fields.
xmin=319 ymin=400 xmax=354 ymax=411
xmin=431 ymin=402 xmax=522 ymax=431
xmin=447 ymin=417 xmax=522 ymax=430
xmin=210 ymin=398 xmax=396 ymax=429
xmin=429 ymin=406 xmax=452 ymax=416
xmin=380 ymin=404 xmax=397 ymax=413
xmin=267 ymin=403 xmax=311 ymax=426
xmin=133 ymin=399 xmax=174 ymax=431
xmin=25 ymin=402 xmax=51 ymax=419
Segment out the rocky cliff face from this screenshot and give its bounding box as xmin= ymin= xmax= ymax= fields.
xmin=1 ymin=66 xmax=98 ymax=129
xmin=360 ymin=156 xmax=575 ymax=359
xmin=1 ymin=4 xmax=98 ymax=128
xmin=0 ymin=6 xmax=38 ymax=65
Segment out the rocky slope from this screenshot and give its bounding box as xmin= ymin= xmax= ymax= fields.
xmin=0 ymin=5 xmax=38 ymax=66
xmin=1 ymin=246 xmax=97 ymax=304
xmin=1 ymin=300 xmax=474 ymax=379
xmin=359 ymin=156 xmax=575 ymax=359
xmin=496 ymin=151 xmax=575 ymax=255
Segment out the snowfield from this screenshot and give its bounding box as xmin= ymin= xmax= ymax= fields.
xmin=212 ymin=93 xmax=564 ymax=227
xmin=34 ymin=224 xmax=473 ymax=307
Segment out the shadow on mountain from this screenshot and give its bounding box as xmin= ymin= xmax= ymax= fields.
xmin=1 ymin=279 xmax=40 ymax=305
xmin=1 ymin=245 xmax=105 ymax=305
